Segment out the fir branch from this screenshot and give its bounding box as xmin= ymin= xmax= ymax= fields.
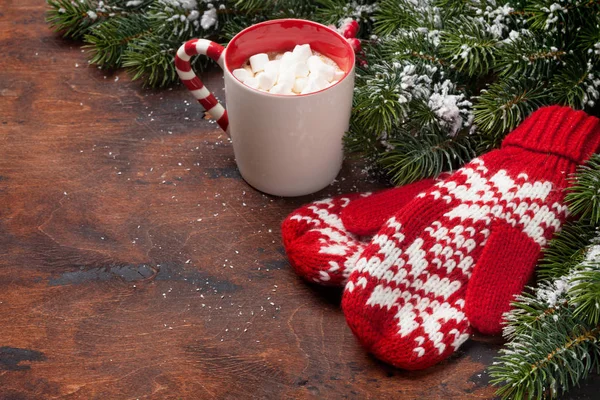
xmin=84 ymin=14 xmax=151 ymax=69
xmin=440 ymin=17 xmax=499 ymax=76
xmin=523 ymin=1 xmax=570 ymax=32
xmin=148 ymin=1 xmax=204 ymax=40
xmin=378 ymin=130 xmax=475 ymax=185
xmin=378 ymin=31 xmax=452 ymax=74
xmin=231 ymin=0 xmax=270 ymax=13
xmin=491 ymin=304 xmax=600 ymax=400
xmin=351 ymin=60 xmax=472 ymax=136
xmin=122 ymin=34 xmax=189 ymax=87
xmin=373 ymin=0 xmax=420 ymax=36
xmin=219 ymin=14 xmax=264 ymax=41
xmin=538 ymin=222 xmax=596 ymax=280
xmin=473 ymin=78 xmax=547 ymax=148
xmin=433 ymin=0 xmax=478 ymax=20
xmin=566 ymin=154 xmax=600 ymax=225
xmin=501 ymin=282 xmax=570 ymax=339
xmin=495 ymin=35 xmax=566 ymax=79
xmin=343 ymin=0 xmax=600 ymax=186
xmin=550 ymin=57 xmax=600 ymax=110
xmin=232 ymin=0 xmax=317 ymax=18
xmin=315 ymin=0 xmax=378 ymax=28
xmin=578 ymin=14 xmax=600 ymax=50
xmin=219 ymin=0 xmax=320 ymax=39
xmin=47 ymin=0 xmax=151 ymax=39
xmin=524 ymin=0 xmax=600 ymax=33
xmin=351 ymin=61 xmax=412 ymax=135
xmin=47 ymin=0 xmax=102 ymax=39
xmin=570 ymin=268 xmax=600 ymax=326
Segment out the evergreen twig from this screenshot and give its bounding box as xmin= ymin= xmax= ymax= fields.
xmin=566 ymin=155 xmax=600 ymax=226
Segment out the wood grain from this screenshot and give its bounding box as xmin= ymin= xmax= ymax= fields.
xmin=0 ymin=2 xmax=598 ymax=399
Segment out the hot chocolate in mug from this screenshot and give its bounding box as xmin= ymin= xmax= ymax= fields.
xmin=175 ymin=19 xmax=355 ymax=197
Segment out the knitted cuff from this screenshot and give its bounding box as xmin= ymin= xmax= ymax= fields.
xmin=502 ymin=106 xmax=600 ymax=164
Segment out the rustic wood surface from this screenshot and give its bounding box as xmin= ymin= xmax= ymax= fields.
xmin=0 ymin=2 xmax=598 ymax=399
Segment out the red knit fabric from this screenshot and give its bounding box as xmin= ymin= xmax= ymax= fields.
xmin=464 ymin=222 xmax=540 ymax=334
xmin=341 ymin=178 xmax=443 ymax=237
xmin=341 ymin=106 xmax=600 ymax=370
xmin=281 ymin=179 xmax=443 ymax=286
xmin=282 ymin=192 xmax=366 ymax=286
xmin=502 ymin=105 xmax=600 ymax=163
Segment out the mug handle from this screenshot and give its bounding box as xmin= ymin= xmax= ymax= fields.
xmin=175 ymin=39 xmax=229 ymax=132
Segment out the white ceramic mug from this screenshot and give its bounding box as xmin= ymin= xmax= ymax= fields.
xmin=175 ymin=19 xmax=355 ymax=197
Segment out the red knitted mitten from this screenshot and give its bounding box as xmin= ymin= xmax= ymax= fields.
xmin=282 ymin=178 xmax=442 ymax=286
xmin=342 ymin=106 xmax=600 ymax=370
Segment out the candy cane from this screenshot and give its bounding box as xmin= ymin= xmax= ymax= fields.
xmin=174 ymin=39 xmax=229 ymax=132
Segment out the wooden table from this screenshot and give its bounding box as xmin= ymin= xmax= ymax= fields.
xmin=1 ymin=2 xmax=598 ymax=399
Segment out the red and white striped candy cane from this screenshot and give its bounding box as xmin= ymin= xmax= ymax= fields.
xmin=175 ymin=39 xmax=229 ymax=132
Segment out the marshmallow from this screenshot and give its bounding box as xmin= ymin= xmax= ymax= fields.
xmin=241 ymin=45 xmax=344 ymax=95
xmin=320 ymin=64 xmax=335 ymax=82
xmin=257 ymin=71 xmax=277 ymax=90
xmin=278 ymin=69 xmax=296 ymax=86
xmin=293 ymin=77 xmax=307 ymax=93
xmin=307 ymin=55 xmax=324 ymax=72
xmin=271 ymin=72 xmax=294 ymax=93
xmin=264 ymin=60 xmax=281 ymax=77
xmin=281 ymin=51 xmax=294 ymax=61
xmin=249 ymin=53 xmax=269 ymax=73
xmin=301 ymin=73 xmax=329 ymax=94
xmin=233 ymin=68 xmax=252 ymax=82
xmin=300 ymin=86 xmax=313 ymax=95
xmin=292 ymin=44 xmax=312 ymax=63
xmin=280 ymin=51 xmax=296 ymax=71
xmin=307 ymin=55 xmax=335 ymax=82
xmin=310 ymin=73 xmax=330 ymax=89
xmin=270 ymin=81 xmax=294 ymax=95
xmin=293 ymin=62 xmax=309 ymax=78
xmin=244 ymin=76 xmax=259 ymax=89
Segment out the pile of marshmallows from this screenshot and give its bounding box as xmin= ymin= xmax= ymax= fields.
xmin=232 ymin=44 xmax=345 ymax=95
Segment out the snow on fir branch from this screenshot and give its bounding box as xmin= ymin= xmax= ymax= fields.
xmin=339 ymin=0 xmax=600 ymax=184
xmin=490 ymin=239 xmax=600 ymax=400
